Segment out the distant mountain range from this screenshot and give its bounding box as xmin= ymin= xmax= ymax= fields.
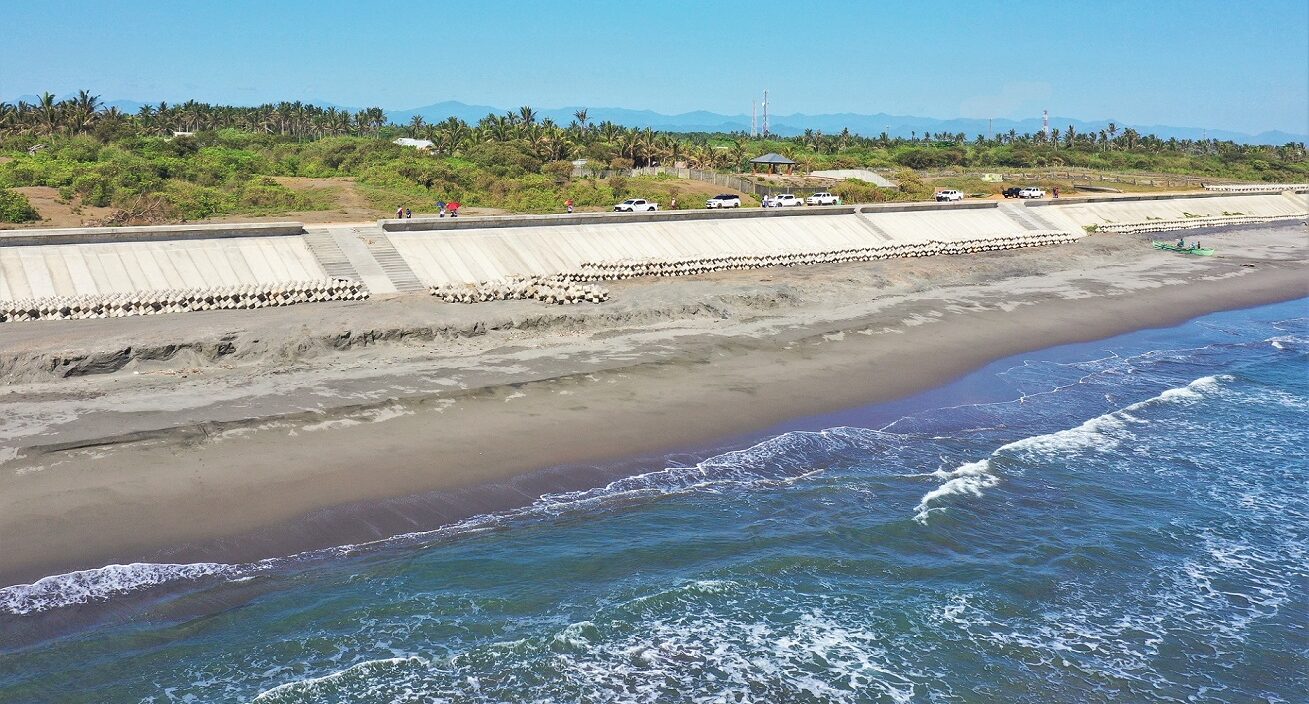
xmin=13 ymin=93 xmax=1305 ymax=145
xmin=384 ymin=101 xmax=1306 ymax=146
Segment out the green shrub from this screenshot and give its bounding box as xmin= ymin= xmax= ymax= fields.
xmin=542 ymin=159 xmax=574 ymax=183
xmin=0 ymin=188 xmax=40 ymax=222
xmin=608 ymin=174 xmax=628 ymax=198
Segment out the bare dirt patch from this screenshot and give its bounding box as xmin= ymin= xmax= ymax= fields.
xmin=6 ymin=186 xmax=116 ymax=228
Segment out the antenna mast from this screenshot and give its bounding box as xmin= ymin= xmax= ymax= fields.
xmin=752 ymin=100 xmax=757 ymax=137
xmin=1042 ymin=110 xmax=1050 ymax=141
xmin=762 ymin=90 xmax=769 ymax=137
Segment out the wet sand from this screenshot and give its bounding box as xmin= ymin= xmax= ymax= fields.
xmin=1 ymin=224 xmax=1305 ymax=586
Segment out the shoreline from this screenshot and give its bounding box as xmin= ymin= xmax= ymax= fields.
xmin=1 ymin=226 xmax=1306 ymax=587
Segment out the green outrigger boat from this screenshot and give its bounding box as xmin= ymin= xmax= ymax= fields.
xmin=1153 ymin=239 xmax=1216 ymax=256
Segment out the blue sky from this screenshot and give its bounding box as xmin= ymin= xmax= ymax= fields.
xmin=3 ymin=0 xmax=1307 ymax=134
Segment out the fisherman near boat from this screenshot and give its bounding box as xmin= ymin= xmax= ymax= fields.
xmin=1153 ymin=238 xmax=1216 ymax=256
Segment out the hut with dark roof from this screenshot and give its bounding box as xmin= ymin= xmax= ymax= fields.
xmin=749 ymin=152 xmax=797 ymax=175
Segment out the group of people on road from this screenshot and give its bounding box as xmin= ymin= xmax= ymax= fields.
xmin=396 ymin=201 xmax=461 ymax=219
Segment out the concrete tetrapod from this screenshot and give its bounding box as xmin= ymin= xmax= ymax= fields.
xmin=1095 ymin=213 xmax=1304 ymax=234
xmin=0 ymin=279 xmax=369 ymax=323
xmin=553 ymin=231 xmax=1080 ymax=282
xmin=431 ymin=275 xmax=609 ymax=305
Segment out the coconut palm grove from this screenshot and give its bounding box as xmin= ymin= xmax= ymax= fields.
xmin=0 ymin=90 xmax=1305 ymax=224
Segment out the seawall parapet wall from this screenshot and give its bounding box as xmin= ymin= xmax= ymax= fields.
xmin=0 ymin=222 xmax=306 ymax=247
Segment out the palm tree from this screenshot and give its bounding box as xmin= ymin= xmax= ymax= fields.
xmin=407 ymin=114 xmax=426 ymax=138
xmin=518 ymin=105 xmax=537 ymax=125
xmin=573 ymin=108 xmax=589 ymax=131
xmin=37 ymin=92 xmax=58 ymax=135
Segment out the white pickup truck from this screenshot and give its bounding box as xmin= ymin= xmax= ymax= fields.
xmin=935 ymin=189 xmax=964 ymax=202
xmin=805 ymin=192 xmax=840 ymax=205
xmin=1018 ymin=187 xmax=1046 ymax=199
xmin=613 ymin=198 xmax=659 ymax=212
xmin=768 ymin=193 xmax=804 ymax=207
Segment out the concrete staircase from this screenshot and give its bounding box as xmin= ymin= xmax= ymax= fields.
xmin=1000 ymin=202 xmax=1061 ymax=231
xmin=365 ymin=233 xmax=426 ymax=292
xmin=303 ymin=228 xmax=363 ymax=281
xmin=852 ymin=214 xmax=895 ymax=242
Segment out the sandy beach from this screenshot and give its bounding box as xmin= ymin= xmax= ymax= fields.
xmin=0 ymin=223 xmax=1305 ymax=587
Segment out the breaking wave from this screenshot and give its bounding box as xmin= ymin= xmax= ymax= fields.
xmin=0 ymin=562 xmax=238 ymax=616
xmin=913 ymin=374 xmax=1230 ymax=524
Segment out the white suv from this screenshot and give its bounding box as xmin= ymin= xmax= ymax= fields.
xmin=1017 ymin=187 xmax=1046 ymax=199
xmin=706 ymin=194 xmax=742 ymax=208
xmin=614 ymin=198 xmax=659 ymax=212
xmin=805 ymin=192 xmax=840 ymax=205
xmin=935 ymin=189 xmax=964 ymax=202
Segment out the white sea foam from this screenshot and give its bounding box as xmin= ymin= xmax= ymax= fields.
xmin=0 ymin=562 xmax=239 ymax=615
xmin=1268 ymin=333 xmax=1306 ymax=351
xmin=245 ymin=605 xmax=925 ymax=703
xmin=251 ymin=656 xmax=425 ymax=702
xmin=913 ymin=374 xmax=1230 ymax=524
xmin=914 ymin=460 xmax=999 ymax=524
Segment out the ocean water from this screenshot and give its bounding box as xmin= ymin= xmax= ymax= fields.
xmin=1 ymin=299 xmax=1306 ymax=703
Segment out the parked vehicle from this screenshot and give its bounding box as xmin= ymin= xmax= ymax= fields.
xmin=935 ymin=189 xmax=964 ymax=202
xmin=1001 ymin=187 xmax=1023 ymax=198
xmin=614 ymin=198 xmax=659 ymax=212
xmin=706 ymin=194 xmax=742 ymax=208
xmin=1018 ymin=187 xmax=1046 ymax=199
xmin=805 ymin=192 xmax=841 ymax=206
xmin=771 ymin=193 xmax=803 ymax=207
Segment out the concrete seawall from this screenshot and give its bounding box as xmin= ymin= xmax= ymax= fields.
xmin=1 ymin=192 xmax=1304 ymax=321
xmin=0 ymin=222 xmax=305 ymax=247
xmin=1020 ymin=192 xmax=1306 ymax=233
xmin=0 ymin=236 xmax=328 ymax=301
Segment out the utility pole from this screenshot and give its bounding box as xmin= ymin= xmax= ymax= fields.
xmin=988 ymin=117 xmax=993 ymax=142
xmin=1042 ymin=110 xmax=1050 ymax=141
xmin=762 ymin=89 xmax=769 ymax=138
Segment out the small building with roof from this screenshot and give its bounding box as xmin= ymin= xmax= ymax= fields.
xmin=393 ymin=137 xmax=434 ymax=151
xmin=750 ymin=152 xmax=797 ymax=175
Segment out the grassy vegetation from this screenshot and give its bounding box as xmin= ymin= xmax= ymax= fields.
xmin=1 ymin=92 xmax=1304 ymax=223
